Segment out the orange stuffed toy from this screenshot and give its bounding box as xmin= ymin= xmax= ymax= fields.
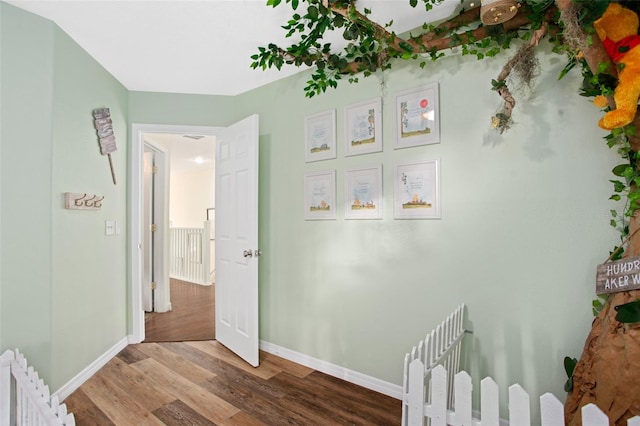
xmin=593 ymin=2 xmax=640 ymax=130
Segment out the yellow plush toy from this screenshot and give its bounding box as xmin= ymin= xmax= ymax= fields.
xmin=593 ymin=2 xmax=640 ymax=130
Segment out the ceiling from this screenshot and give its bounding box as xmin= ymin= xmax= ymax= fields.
xmin=5 ymin=0 xmax=471 ymax=96
xmin=144 ymin=133 xmax=216 ymax=173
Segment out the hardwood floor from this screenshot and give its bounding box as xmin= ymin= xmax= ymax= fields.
xmin=63 ymin=341 xmax=402 ymax=425
xmin=66 ymin=279 xmax=402 ymax=424
xmin=144 ymin=279 xmax=215 ymax=342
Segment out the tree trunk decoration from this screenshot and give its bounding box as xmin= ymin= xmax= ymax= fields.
xmin=558 ymin=1 xmax=640 ymax=423
xmin=565 ymin=225 xmax=640 ymax=426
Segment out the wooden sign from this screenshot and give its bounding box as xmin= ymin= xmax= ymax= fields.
xmin=596 ymin=255 xmax=640 ymax=294
xmin=92 ymin=107 xmax=117 ymax=184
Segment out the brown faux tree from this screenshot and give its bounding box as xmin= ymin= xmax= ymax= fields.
xmin=564 ymin=222 xmax=640 ymax=425
xmin=557 ymin=1 xmax=640 ymax=423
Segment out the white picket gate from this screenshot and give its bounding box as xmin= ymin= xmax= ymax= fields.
xmin=170 ymin=221 xmax=212 ymax=285
xmin=402 ymin=304 xmax=466 ymax=425
xmin=405 ymin=363 xmax=640 ymax=426
xmin=0 ymin=349 xmax=75 ymax=425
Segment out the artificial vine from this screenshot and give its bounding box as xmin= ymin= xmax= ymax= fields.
xmin=251 ymin=0 xmax=558 ymax=99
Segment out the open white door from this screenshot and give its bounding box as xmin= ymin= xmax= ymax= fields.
xmin=142 ymin=150 xmax=154 ymax=312
xmin=215 ymin=114 xmax=260 ymax=366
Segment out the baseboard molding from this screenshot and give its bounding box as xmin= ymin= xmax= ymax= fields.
xmin=259 ymin=340 xmax=403 ymax=400
xmin=54 ymin=337 xmax=128 ymax=401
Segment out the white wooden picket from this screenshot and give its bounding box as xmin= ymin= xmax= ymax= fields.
xmin=170 ymin=221 xmax=211 ymax=285
xmin=0 ymin=349 xmax=75 ymax=425
xmin=402 ymin=304 xmax=466 ymax=426
xmin=406 ymin=363 xmax=640 ymax=426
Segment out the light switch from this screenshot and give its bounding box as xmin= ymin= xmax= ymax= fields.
xmin=105 ymin=220 xmax=116 ymax=236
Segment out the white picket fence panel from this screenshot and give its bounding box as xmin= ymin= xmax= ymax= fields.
xmin=0 ymin=349 xmax=75 ymax=425
xmin=170 ymin=221 xmax=211 ymax=285
xmin=406 ymin=361 xmax=640 ymax=426
xmin=402 ymin=304 xmax=466 ymax=426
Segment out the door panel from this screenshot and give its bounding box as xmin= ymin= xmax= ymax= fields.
xmin=142 ymin=150 xmax=154 ymax=312
xmin=215 ymin=114 xmax=259 ymax=367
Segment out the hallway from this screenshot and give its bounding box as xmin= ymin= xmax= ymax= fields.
xmin=144 ymin=279 xmax=215 ymax=342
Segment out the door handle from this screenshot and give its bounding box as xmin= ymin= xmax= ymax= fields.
xmin=243 ymin=249 xmax=262 ymax=258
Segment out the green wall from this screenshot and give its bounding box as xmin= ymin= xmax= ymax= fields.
xmin=1 ymin=2 xmax=55 ymax=377
xmin=1 ymin=3 xmax=129 ymax=390
xmin=128 ymin=91 xmax=237 ymax=127
xmin=50 ymin=22 xmax=129 ymax=390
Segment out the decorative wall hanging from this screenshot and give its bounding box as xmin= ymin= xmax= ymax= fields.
xmin=304 ymin=170 xmax=336 ymax=220
xmin=64 ymin=192 xmax=104 ymax=210
xmin=394 ymin=159 xmax=440 ymax=219
xmin=344 ymin=97 xmax=382 ymax=157
xmin=92 ymin=107 xmax=117 ymax=184
xmin=344 ymin=165 xmax=383 ymax=220
xmin=304 ymin=109 xmax=337 ymax=163
xmin=394 ymin=83 xmax=440 ymax=149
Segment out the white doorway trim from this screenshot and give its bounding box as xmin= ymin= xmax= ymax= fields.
xmin=129 ymin=123 xmax=222 ymax=343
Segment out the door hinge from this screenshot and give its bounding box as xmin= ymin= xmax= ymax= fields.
xmin=150 ymin=282 xmax=157 ymax=290
xmin=152 ymin=165 xmax=158 ymax=174
xmin=150 ymin=224 xmax=157 ymax=232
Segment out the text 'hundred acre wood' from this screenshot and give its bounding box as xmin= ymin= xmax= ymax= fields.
xmin=596 ymin=255 xmax=640 ymax=294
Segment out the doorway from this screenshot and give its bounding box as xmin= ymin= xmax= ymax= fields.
xmin=129 ymin=124 xmax=221 ymax=344
xmin=130 ymin=118 xmax=260 ymax=366
xmin=142 ymin=131 xmax=216 ymax=342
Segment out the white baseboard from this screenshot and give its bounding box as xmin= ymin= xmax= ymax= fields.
xmin=259 ymin=340 xmax=403 ymax=400
xmin=54 ymin=337 xmax=128 ymax=402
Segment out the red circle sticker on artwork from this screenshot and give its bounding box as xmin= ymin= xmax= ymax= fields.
xmin=420 ymin=99 xmax=428 ymax=108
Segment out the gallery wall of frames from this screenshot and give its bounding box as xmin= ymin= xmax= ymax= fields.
xmin=303 ymin=82 xmax=441 ymax=221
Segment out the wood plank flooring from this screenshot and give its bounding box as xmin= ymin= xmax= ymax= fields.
xmin=144 ymin=279 xmax=215 ymax=342
xmin=63 ymin=341 xmax=402 ymax=425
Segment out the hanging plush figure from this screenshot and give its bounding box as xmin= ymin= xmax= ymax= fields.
xmin=593 ymin=2 xmax=640 ymax=130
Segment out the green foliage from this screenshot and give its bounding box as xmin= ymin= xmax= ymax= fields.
xmin=593 ymin=294 xmax=608 ymax=316
xmin=615 ymin=299 xmax=640 ymax=323
xmin=491 ymin=79 xmax=507 ymax=91
xmin=572 ymin=0 xmax=611 ymax=26
xmin=579 ymin=63 xmax=617 ymax=99
xmin=606 ymin=128 xmax=640 ymax=240
xmin=415 ymin=0 xmax=446 ymax=12
xmin=563 ymin=356 xmax=578 ymax=392
xmin=459 ymin=32 xmax=518 ymax=61
xmin=252 ymin=0 xmax=555 ymax=97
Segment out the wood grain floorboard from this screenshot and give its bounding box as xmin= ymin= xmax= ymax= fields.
xmin=219 ymin=411 xmax=267 ymax=426
xmin=132 ymin=357 xmax=240 ymax=423
xmin=64 ymin=341 xmax=402 ymax=425
xmin=152 ymin=399 xmax=216 ymax=426
xmin=144 ymin=279 xmax=214 ymax=342
xmin=63 ymin=388 xmax=115 ymax=426
xmin=135 ymin=342 xmax=218 ymax=384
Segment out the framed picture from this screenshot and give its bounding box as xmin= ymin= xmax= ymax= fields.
xmin=344 ymin=165 xmax=383 ymax=219
xmin=394 ymin=159 xmax=440 ymax=219
xmin=305 ymin=109 xmax=337 ymax=162
xmin=304 ymin=170 xmax=337 ymax=220
xmin=394 ymin=83 xmax=440 ymax=149
xmin=344 ymin=97 xmax=382 ymax=156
